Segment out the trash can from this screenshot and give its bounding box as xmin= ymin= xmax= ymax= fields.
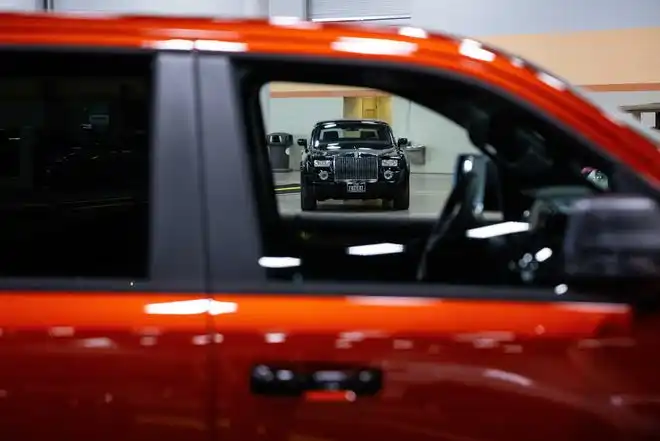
xmin=288 ymin=138 xmax=303 ymax=170
xmin=267 ymin=132 xmax=294 ymax=172
xmin=405 ymin=144 xmax=426 ymax=165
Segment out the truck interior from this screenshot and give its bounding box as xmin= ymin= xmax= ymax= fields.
xmin=236 ymin=59 xmax=645 ymax=288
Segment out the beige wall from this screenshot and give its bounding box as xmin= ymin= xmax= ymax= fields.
xmin=270 ymin=83 xmax=384 ymax=98
xmin=269 ymin=26 xmax=660 ymax=97
xmin=483 ymin=27 xmax=660 ymax=87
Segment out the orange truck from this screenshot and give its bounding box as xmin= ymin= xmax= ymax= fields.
xmin=0 ymin=12 xmax=659 ymax=441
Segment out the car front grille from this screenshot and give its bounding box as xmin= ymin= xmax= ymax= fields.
xmin=334 ymin=156 xmax=378 ymax=181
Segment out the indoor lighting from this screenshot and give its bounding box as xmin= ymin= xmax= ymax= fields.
xmin=150 ymin=39 xmax=247 ymax=52
xmin=398 ymin=27 xmax=428 ymax=39
xmin=331 ymin=37 xmax=418 ymax=56
xmin=348 ymin=296 xmax=435 ymax=306
xmin=483 ymin=369 xmax=532 ymax=387
xmin=258 ymin=256 xmax=301 ymax=268
xmin=49 ymin=326 xmax=74 ymax=337
xmin=537 ymin=72 xmax=566 ymax=90
xmin=535 ymin=247 xmax=553 ymax=262
xmin=265 ymin=332 xmax=286 ymax=343
xmin=459 ymin=39 xmax=495 ymax=62
xmin=347 ymin=242 xmax=404 ymax=256
xmin=78 ymin=337 xmax=115 ymax=349
xmin=194 ymin=40 xmax=247 ymax=52
xmin=466 ymin=222 xmax=530 ymax=239
xmin=144 ymin=299 xmax=238 ymax=316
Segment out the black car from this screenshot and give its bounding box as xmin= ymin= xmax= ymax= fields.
xmin=298 ymin=119 xmax=410 ymax=211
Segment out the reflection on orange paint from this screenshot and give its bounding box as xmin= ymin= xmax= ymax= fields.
xmin=0 ymin=293 xmax=631 ymax=337
xmin=304 ymin=390 xmax=356 ymax=403
xmin=0 ymin=12 xmax=656 ymax=184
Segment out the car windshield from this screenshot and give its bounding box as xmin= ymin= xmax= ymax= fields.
xmin=313 ymin=121 xmax=394 ymax=149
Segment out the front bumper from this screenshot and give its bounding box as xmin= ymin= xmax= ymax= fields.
xmin=304 ymin=168 xmax=407 ymax=200
xmin=311 ymin=181 xmax=404 ymax=200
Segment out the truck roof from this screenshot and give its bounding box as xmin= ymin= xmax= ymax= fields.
xmin=1 ymin=12 xmax=658 ymax=182
xmin=0 ymin=12 xmax=451 ymax=50
xmin=0 ymin=13 xmax=569 ymax=100
xmin=0 ymin=12 xmax=531 ymax=70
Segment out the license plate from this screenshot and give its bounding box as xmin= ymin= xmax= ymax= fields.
xmin=347 ymin=183 xmax=366 ymax=193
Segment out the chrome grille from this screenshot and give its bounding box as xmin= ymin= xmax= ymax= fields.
xmin=334 ymin=156 xmax=378 ymax=181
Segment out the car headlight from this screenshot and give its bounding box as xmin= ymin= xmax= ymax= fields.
xmin=314 ymin=159 xmax=332 ymax=167
xmin=381 ymin=159 xmax=398 ymax=167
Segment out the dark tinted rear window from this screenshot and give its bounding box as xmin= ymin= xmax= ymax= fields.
xmin=0 ymin=50 xmax=153 ymax=279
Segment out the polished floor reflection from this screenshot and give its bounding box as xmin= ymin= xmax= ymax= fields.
xmin=275 ymin=172 xmax=452 ymax=218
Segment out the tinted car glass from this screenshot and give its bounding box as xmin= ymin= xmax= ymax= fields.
xmin=0 ymin=51 xmax=153 ymax=279
xmin=315 ymin=121 xmax=393 ymax=146
xmin=239 ymin=71 xmax=617 ymax=287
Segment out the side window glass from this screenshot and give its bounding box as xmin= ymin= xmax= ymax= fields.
xmin=266 ymin=82 xmax=480 ymax=216
xmin=246 ymin=76 xmax=610 ymax=288
xmin=0 ymin=51 xmax=153 ymax=279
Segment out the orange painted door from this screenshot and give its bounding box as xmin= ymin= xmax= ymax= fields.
xmin=195 ymin=53 xmax=660 ymax=441
xmin=0 ymin=49 xmax=211 ymax=441
xmin=211 ymin=294 xmax=660 ymax=441
xmin=0 ymin=294 xmax=213 ymax=441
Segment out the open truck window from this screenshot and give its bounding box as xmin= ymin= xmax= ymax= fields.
xmin=231 ymin=61 xmax=622 ymax=288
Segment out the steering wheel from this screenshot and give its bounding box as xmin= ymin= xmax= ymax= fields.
xmin=416 ymin=168 xmax=483 ymax=281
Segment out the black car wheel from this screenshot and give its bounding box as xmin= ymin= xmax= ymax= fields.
xmin=300 ymin=182 xmax=317 ymax=211
xmin=393 ymin=179 xmax=410 ymax=210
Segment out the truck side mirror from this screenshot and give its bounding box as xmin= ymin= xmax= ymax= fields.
xmin=581 ymin=167 xmax=610 ymax=190
xmin=297 ymin=138 xmax=307 ymax=147
xmin=397 ymin=138 xmax=408 ymax=147
xmin=563 ymin=194 xmax=660 ymax=294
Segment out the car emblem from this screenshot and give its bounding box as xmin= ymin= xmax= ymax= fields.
xmin=353 ymin=149 xmax=359 ymax=158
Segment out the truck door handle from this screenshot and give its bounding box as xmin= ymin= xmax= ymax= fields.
xmin=250 ymin=364 xmax=383 ymax=397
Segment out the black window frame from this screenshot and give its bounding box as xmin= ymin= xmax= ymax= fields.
xmin=0 ymin=47 xmax=206 ymax=293
xmin=197 ymin=51 xmax=655 ymax=303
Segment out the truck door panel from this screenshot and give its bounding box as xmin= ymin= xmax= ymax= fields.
xmin=196 ymin=53 xmax=660 ymax=441
xmin=209 ymin=295 xmax=649 ymax=441
xmin=0 ymin=50 xmax=211 ymax=441
xmin=0 ymin=294 xmax=212 ymax=441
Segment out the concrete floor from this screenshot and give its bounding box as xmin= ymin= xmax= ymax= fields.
xmin=274 ymin=171 xmax=453 ymax=218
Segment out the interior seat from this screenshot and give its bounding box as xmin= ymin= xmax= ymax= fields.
xmin=453 ymin=153 xmax=502 ymax=213
xmin=322 ymin=131 xmax=339 ymax=141
xmin=419 ymin=154 xmax=510 ymax=283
